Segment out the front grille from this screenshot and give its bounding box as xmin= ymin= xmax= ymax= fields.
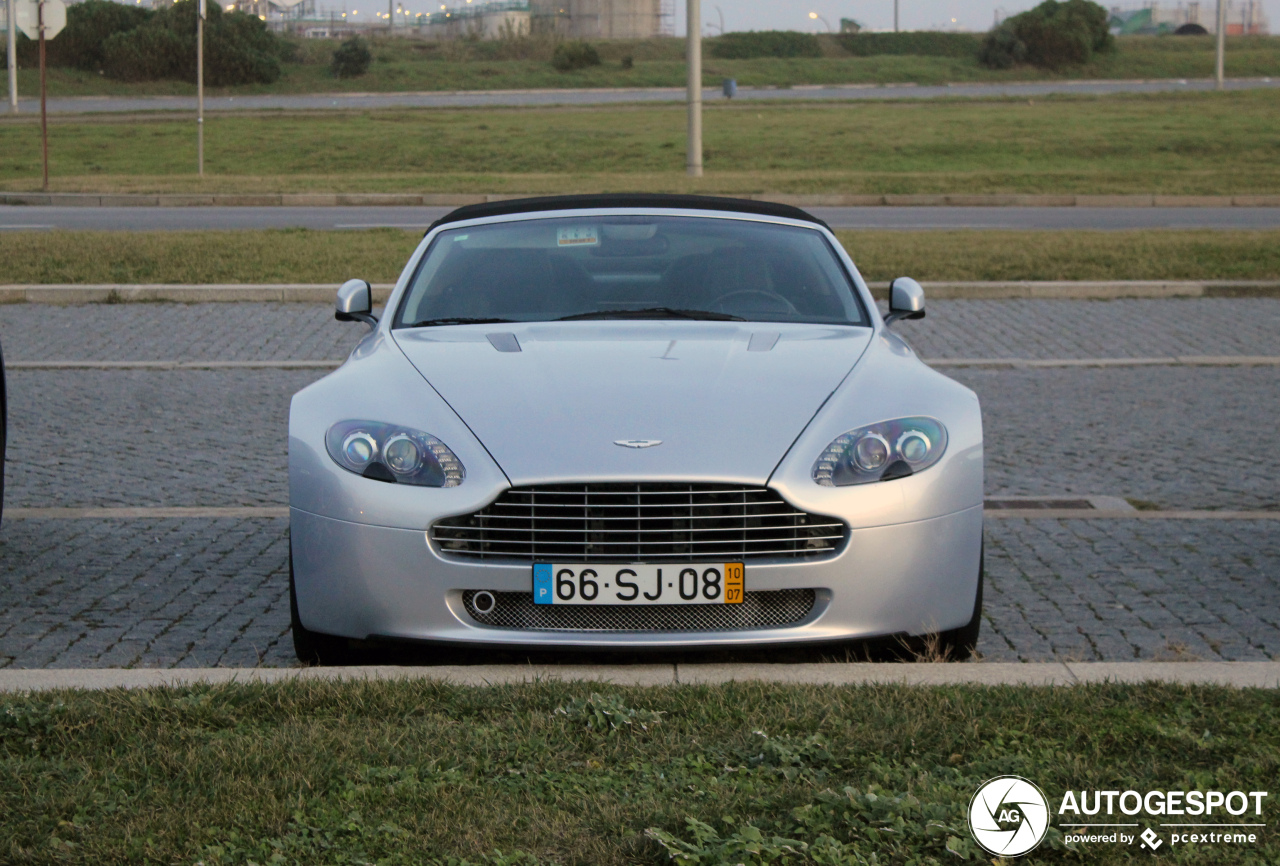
xmin=431 ymin=483 xmax=846 ymax=562
xmin=463 ymin=589 xmax=817 ymax=631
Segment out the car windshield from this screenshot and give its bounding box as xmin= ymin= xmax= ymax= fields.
xmin=394 ymin=215 xmax=868 ymax=328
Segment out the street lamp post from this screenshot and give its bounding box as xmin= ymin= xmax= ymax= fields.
xmin=197 ymin=0 xmax=204 ymax=175
xmin=686 ymin=0 xmax=702 ymax=177
xmin=6 ymin=0 xmax=17 ymax=112
xmin=808 ymin=11 xmax=832 ymax=32
xmin=1215 ymin=0 xmax=1226 ymax=90
xmin=894 ymin=0 xmax=899 ymax=33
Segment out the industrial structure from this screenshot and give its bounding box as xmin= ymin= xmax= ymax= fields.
xmin=1109 ymin=1 xmax=1269 ymax=35
xmin=240 ymin=0 xmax=671 ymax=38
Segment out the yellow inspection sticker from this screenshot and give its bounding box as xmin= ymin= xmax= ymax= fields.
xmin=557 ymin=226 xmax=599 ymax=247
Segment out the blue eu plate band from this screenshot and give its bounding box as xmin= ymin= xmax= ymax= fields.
xmin=533 ymin=563 xmax=554 ymax=605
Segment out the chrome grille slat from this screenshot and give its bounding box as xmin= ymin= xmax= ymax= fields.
xmin=432 ymin=524 xmax=844 ymax=536
xmin=463 ymin=589 xmax=817 ymax=631
xmin=449 ymin=510 xmax=822 ymax=519
xmin=430 ymin=483 xmax=847 ymax=563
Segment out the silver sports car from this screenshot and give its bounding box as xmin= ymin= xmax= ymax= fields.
xmin=289 ymin=194 xmax=983 ymax=664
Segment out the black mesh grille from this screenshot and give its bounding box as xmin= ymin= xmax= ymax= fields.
xmin=431 ymin=483 xmax=846 ymax=562
xmin=463 ymin=589 xmax=817 ymax=631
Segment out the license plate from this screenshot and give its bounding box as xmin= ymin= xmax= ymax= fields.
xmin=533 ymin=563 xmax=744 ymax=605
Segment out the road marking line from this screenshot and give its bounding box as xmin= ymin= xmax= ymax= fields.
xmin=7 ymin=360 xmax=341 ymax=370
xmin=928 ymin=356 xmax=1280 ymax=367
xmin=5 ymin=507 xmax=289 ymax=518
xmin=985 ymin=510 xmax=1280 ymax=520
xmin=10 ymin=357 xmax=1279 ymax=370
xmin=3 ymin=506 xmax=1275 ymax=520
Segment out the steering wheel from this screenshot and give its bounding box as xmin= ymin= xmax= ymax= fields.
xmin=711 ymin=289 xmax=799 ymax=316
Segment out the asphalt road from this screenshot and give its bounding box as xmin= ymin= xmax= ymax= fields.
xmin=3 ymin=205 xmax=1279 ymax=232
xmin=8 ymin=77 xmax=1280 ymax=115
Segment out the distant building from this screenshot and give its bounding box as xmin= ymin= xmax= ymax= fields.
xmin=528 ymin=0 xmax=670 ymax=39
xmin=423 ymin=1 xmax=532 ymax=39
xmin=1109 ymin=2 xmax=1269 ymax=35
xmin=247 ymin=0 xmax=674 ymax=39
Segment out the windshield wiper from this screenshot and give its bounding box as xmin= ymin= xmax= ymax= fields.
xmin=404 ymin=317 xmax=514 ymax=328
xmin=556 ymin=307 xmax=746 ymax=322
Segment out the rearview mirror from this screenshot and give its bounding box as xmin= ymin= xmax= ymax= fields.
xmin=885 ymin=277 xmax=925 ymax=326
xmin=335 ymin=279 xmax=377 ymax=328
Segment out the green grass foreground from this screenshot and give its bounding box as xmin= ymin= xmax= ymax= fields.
xmin=2 ymin=90 xmax=1279 ymax=195
xmin=2 ymin=34 xmax=1279 ymax=97
xmin=2 ymin=228 xmax=1279 ymax=285
xmin=2 ymin=681 xmax=1277 ymax=863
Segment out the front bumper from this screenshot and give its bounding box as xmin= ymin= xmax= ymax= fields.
xmin=290 ymin=503 xmax=983 ymax=648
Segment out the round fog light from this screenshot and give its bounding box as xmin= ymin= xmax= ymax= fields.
xmin=342 ymin=431 xmax=378 ymax=467
xmin=853 ymin=433 xmax=890 ymax=471
xmin=472 ymin=591 xmax=496 ymax=614
xmin=897 ymin=431 xmax=932 ymax=464
xmin=384 ymin=434 xmax=422 ymax=475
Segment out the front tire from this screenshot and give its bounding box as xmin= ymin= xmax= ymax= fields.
xmin=290 ymin=544 xmax=361 ymax=666
xmin=938 ymin=543 xmax=984 ymax=661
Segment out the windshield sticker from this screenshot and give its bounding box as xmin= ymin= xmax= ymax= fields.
xmin=557 ymin=226 xmax=599 ymax=247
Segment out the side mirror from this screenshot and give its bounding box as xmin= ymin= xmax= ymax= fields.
xmin=335 ymin=279 xmax=378 ymax=328
xmin=885 ymin=277 xmax=925 ymax=326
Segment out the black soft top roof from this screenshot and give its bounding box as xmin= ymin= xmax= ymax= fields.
xmin=427 ymin=193 xmax=829 ymax=233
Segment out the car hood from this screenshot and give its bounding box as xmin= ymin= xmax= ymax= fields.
xmin=392 ymin=321 xmax=873 ymax=485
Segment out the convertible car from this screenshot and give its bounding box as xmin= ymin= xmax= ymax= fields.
xmin=288 ymin=194 xmax=983 ymax=664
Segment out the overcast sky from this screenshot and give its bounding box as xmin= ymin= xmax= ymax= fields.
xmin=673 ymin=0 xmax=1278 ymax=35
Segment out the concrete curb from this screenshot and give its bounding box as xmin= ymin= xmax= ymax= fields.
xmin=2 ymin=662 xmax=1278 ymax=692
xmin=2 ymin=192 xmax=1280 ymax=208
xmin=3 ymin=281 xmax=1279 ymax=305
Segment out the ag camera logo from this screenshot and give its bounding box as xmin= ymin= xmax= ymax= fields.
xmin=968 ymin=775 xmax=1051 ymax=857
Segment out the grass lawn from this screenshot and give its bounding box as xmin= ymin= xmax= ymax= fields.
xmin=1 ymin=680 xmax=1276 ymax=863
xmin=2 ymin=90 xmax=1277 ymax=196
xmin=2 ymin=228 xmax=1278 ymax=285
xmin=2 ymin=34 xmax=1279 ymax=97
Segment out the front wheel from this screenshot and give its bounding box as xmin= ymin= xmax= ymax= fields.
xmin=938 ymin=542 xmax=984 ymax=661
xmin=289 ymin=544 xmax=362 ymax=666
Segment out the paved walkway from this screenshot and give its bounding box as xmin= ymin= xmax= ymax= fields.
xmin=8 ymin=77 xmax=1279 ymax=115
xmin=0 ymin=299 xmax=1277 ymax=668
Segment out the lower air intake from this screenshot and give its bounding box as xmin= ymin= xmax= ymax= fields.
xmin=462 ymin=589 xmax=817 ymax=632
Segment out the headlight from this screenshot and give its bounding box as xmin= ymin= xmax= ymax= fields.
xmin=812 ymin=417 xmax=947 ymax=486
xmin=325 ymin=420 xmax=465 ymax=487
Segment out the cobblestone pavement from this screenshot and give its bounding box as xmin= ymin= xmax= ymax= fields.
xmin=0 ymin=519 xmax=295 ymax=668
xmin=5 ymin=366 xmax=1276 ymax=510
xmin=1 ymin=299 xmax=1277 ymax=667
xmin=0 ymin=517 xmax=1275 ymax=668
xmin=1 ymin=298 xmax=1279 ymax=362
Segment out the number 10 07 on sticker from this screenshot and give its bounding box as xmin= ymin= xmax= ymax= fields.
xmin=533 ymin=563 xmax=744 ymax=606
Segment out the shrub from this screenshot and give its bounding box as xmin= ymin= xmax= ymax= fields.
xmin=835 ymin=31 xmax=982 ymax=58
xmin=710 ymin=30 xmax=822 ymax=60
xmin=330 ymin=36 xmax=372 ymax=79
xmin=551 ymin=40 xmax=601 ymax=71
xmin=101 ymin=0 xmax=282 ymax=85
xmin=980 ymin=0 xmax=1114 ymax=70
xmin=978 ymin=26 xmax=1028 ymax=69
xmin=10 ymin=0 xmax=151 ymax=68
